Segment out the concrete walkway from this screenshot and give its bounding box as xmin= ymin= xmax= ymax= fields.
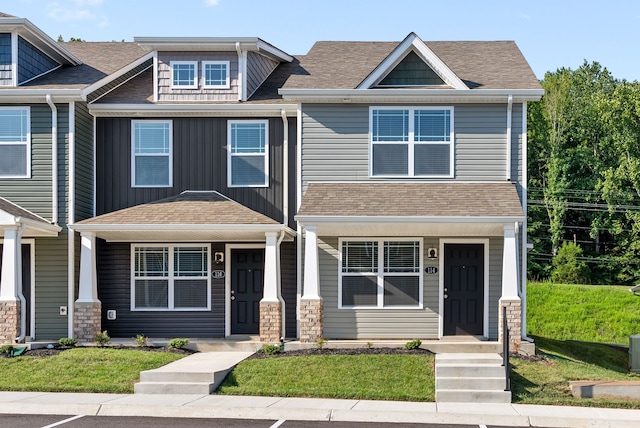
xmin=0 ymin=391 xmax=638 ymax=427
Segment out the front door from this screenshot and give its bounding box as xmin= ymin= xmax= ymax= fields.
xmin=230 ymin=249 xmax=264 ymax=335
xmin=0 ymin=243 xmax=31 ymax=336
xmin=443 ymin=243 xmax=484 ymax=336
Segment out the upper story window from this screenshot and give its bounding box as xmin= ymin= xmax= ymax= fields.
xmin=0 ymin=107 xmax=30 ymax=178
xmin=370 ymin=106 xmax=454 ymax=178
xmin=228 ymin=120 xmax=268 ymax=187
xmin=131 ymin=120 xmax=172 ymax=188
xmin=170 ymin=61 xmax=198 ymax=88
xmin=339 ymin=239 xmax=422 ymax=309
xmin=132 ymin=245 xmax=211 ymax=311
xmin=203 ymin=61 xmax=230 ymax=89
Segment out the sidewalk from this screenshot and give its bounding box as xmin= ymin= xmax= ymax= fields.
xmin=0 ymin=391 xmax=638 ymax=427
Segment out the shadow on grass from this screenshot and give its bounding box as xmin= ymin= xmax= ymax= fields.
xmin=530 ymin=335 xmax=629 ymax=374
xmin=510 ymin=369 xmax=539 ymax=403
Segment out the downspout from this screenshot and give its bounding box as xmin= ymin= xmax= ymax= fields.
xmin=46 ymin=95 xmax=58 ymax=224
xmin=235 ymin=42 xmax=243 ymax=102
xmin=295 ymin=104 xmax=302 ymax=339
xmin=280 ymin=109 xmax=289 ymax=338
xmin=506 ymin=95 xmax=513 ymax=181
xmin=14 ymin=222 xmax=26 ymax=343
xmin=276 ymin=229 xmax=286 ymax=338
xmin=521 ymin=101 xmax=534 ymax=342
xmin=67 ymin=102 xmax=76 ymax=338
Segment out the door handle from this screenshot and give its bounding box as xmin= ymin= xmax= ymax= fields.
xmin=231 ymin=296 xmax=235 ymax=301
xmin=444 ymin=294 xmax=448 ymax=299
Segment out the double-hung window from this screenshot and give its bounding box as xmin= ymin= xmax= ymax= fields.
xmin=339 ymin=239 xmax=422 ymax=308
xmin=203 ymin=61 xmax=230 ymax=88
xmin=0 ymin=107 xmax=30 ymax=178
xmin=170 ymin=61 xmax=198 ymax=88
xmin=132 ymin=245 xmax=211 ymax=311
xmin=228 ymin=120 xmax=268 ymax=187
xmin=370 ymin=106 xmax=453 ymax=177
xmin=131 ymin=120 xmax=172 ymax=187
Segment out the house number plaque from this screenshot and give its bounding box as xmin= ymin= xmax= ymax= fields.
xmin=425 ymin=266 xmax=438 ymax=274
xmin=212 ymin=270 xmax=225 ymax=279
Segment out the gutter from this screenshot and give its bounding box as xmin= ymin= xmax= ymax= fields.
xmin=46 ymin=95 xmax=58 ymax=224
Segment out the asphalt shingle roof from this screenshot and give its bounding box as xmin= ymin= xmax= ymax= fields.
xmin=76 ymin=191 xmax=280 ymax=226
xmin=296 ymin=182 xmax=524 ymax=218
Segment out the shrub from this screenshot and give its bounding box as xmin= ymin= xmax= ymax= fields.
xmin=315 ymin=337 xmax=327 ymax=349
xmin=0 ymin=344 xmax=13 ymax=356
xmin=58 ymin=337 xmax=77 ymax=347
xmin=551 ymin=241 xmax=591 ymax=284
xmin=94 ymin=330 xmax=111 ymax=346
xmin=134 ymin=334 xmax=149 ymax=347
xmin=260 ymin=344 xmax=282 ymax=355
xmin=365 ymin=342 xmax=374 ymax=349
xmin=404 ymin=339 xmax=422 ymax=350
xmin=168 ymin=338 xmax=189 ymax=349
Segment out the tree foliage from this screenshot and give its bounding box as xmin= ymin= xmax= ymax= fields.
xmin=528 ymin=61 xmax=640 ymax=284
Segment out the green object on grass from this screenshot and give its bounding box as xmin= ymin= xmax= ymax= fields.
xmin=10 ymin=346 xmax=27 ymax=357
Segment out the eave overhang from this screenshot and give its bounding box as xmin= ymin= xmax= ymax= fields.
xmin=70 ymin=223 xmax=296 ymax=243
xmin=88 ymin=103 xmax=299 ymax=117
xmin=134 ymin=37 xmax=293 ymax=62
xmin=0 ymin=89 xmax=84 ymax=103
xmin=278 ymin=88 xmax=544 ymax=103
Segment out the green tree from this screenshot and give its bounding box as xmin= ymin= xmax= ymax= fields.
xmin=551 ymin=241 xmax=591 ymax=284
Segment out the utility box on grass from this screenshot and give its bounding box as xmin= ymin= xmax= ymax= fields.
xmin=631 ymin=335 xmax=640 ymax=373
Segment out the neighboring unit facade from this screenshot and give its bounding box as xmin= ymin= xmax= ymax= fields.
xmin=0 ymin=13 xmax=543 ymax=346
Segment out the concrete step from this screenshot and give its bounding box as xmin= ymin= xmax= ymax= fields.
xmin=140 ymin=370 xmax=218 ymax=383
xmin=134 ymin=381 xmax=215 ymax=395
xmin=435 ymin=364 xmax=506 ymax=378
xmin=435 ymin=389 xmax=511 ymax=403
xmin=436 ymin=376 xmax=506 ymax=390
xmin=435 ymin=353 xmax=503 ymax=364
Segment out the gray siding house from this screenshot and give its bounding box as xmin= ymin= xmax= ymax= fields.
xmin=283 ymin=33 xmax=543 ymax=347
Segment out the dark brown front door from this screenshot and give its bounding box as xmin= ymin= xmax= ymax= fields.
xmin=230 ymin=249 xmax=264 ymax=335
xmin=443 ymin=243 xmax=484 ymax=336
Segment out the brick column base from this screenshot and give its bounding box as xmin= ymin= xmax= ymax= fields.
xmin=260 ymin=301 xmax=282 ymax=343
xmin=74 ymin=301 xmax=101 ymax=343
xmin=299 ymin=298 xmax=323 ymax=343
xmin=0 ymin=301 xmax=20 ymax=343
xmin=499 ymin=298 xmax=522 ymax=352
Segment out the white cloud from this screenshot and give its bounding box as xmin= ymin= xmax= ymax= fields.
xmin=47 ymin=3 xmax=95 ymax=21
xmin=204 ymin=0 xmax=220 ymax=6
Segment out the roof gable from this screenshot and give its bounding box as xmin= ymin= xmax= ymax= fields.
xmin=358 ymin=33 xmax=467 ymax=90
xmin=378 ymin=50 xmax=445 ymax=87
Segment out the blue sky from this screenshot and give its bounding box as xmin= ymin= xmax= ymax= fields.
xmin=6 ymin=0 xmax=640 ymax=82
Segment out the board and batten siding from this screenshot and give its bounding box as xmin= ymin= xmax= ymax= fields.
xmin=301 ymin=103 xmax=526 ymax=185
xmin=74 ymin=102 xmax=94 ymax=221
xmin=246 ymin=52 xmax=278 ymax=97
xmin=157 ymin=52 xmax=238 ymax=102
xmin=316 ymin=235 xmax=504 ymax=339
xmin=95 ymin=116 xmax=297 ymax=227
xmin=0 ymin=33 xmax=11 ymax=86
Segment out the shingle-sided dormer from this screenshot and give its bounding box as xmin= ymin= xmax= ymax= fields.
xmin=0 ymin=13 xmax=81 ymax=87
xmin=134 ymin=37 xmax=292 ymax=102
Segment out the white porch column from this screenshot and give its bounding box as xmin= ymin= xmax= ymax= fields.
xmin=260 ymin=231 xmax=283 ymax=342
xmin=0 ymin=225 xmax=25 ymax=343
xmin=74 ymin=232 xmax=101 ymax=343
xmin=300 ymin=225 xmax=323 ymax=343
xmin=500 ymin=223 xmax=522 ymax=349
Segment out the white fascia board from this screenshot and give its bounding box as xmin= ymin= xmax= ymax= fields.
xmin=0 ymin=18 xmax=82 ymax=65
xmin=278 ymin=88 xmax=544 ymax=103
xmin=82 ymin=52 xmax=154 ymax=100
xmin=71 ymin=223 xmax=296 ymax=235
xmin=0 ymin=89 xmax=84 ymax=103
xmin=295 ymin=215 xmax=525 ymax=225
xmin=88 ymin=103 xmax=298 ymax=117
xmin=357 ymin=33 xmax=467 ymax=90
xmin=20 ymin=218 xmax=61 ymax=236
xmin=256 ymin=40 xmax=293 ymax=62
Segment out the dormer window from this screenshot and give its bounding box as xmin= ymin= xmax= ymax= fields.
xmin=203 ymin=61 xmax=230 ymax=89
xmin=170 ymin=61 xmax=197 ymax=88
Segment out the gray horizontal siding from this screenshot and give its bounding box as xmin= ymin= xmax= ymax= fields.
xmin=98 ymin=240 xmax=226 ymax=338
xmin=246 ymin=52 xmax=278 ymax=97
xmin=157 ymin=52 xmax=238 ymax=102
xmin=96 ymin=116 xmax=297 ymax=228
xmin=301 ymin=103 xmax=522 ymax=184
xmin=0 ymin=33 xmax=11 ymax=86
xmin=315 ymin=235 xmax=503 ymax=339
xmin=34 ymin=235 xmax=69 ymax=340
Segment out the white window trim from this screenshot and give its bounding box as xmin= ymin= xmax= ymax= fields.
xmin=202 ymin=60 xmax=230 ymax=89
xmin=170 ymin=61 xmax=198 ymax=89
xmin=131 ymin=119 xmax=173 ymax=188
xmin=227 ymin=119 xmax=269 ymax=188
xmin=369 ymin=106 xmax=454 ymax=178
xmin=130 ymin=244 xmax=212 ymax=312
xmin=0 ymin=106 xmax=31 ymax=178
xmin=338 ymin=238 xmax=423 ymax=309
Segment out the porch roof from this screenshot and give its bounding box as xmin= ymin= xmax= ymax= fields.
xmin=0 ymin=197 xmax=60 ymax=237
xmin=72 ymin=190 xmax=294 ymax=242
xmin=296 ymin=182 xmax=524 ymax=236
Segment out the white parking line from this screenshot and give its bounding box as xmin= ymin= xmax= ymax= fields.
xmin=479 ymin=424 xmax=488 ymax=428
xmin=269 ymin=419 xmax=286 ymax=428
xmin=41 ymin=415 xmax=85 ymax=428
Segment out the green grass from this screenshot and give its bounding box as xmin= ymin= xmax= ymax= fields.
xmin=217 ymin=353 xmax=435 ymax=401
xmin=527 ymin=282 xmax=640 ymax=345
xmin=511 ymin=335 xmax=640 ymax=408
xmin=0 ymin=348 xmax=184 ymax=393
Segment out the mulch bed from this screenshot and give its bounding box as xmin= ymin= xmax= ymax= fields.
xmin=1 ymin=345 xmax=196 ymax=358
xmin=249 ymin=347 xmax=434 ymax=359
